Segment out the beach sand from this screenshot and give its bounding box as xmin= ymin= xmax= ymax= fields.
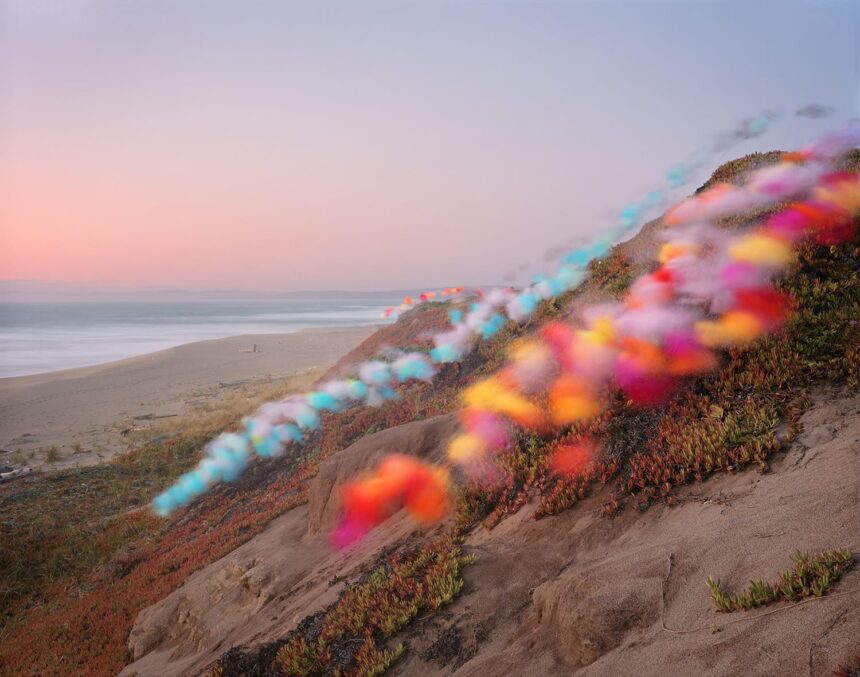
xmin=0 ymin=325 xmax=377 ymax=470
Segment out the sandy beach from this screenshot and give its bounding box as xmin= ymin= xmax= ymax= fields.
xmin=0 ymin=325 xmax=377 ymax=470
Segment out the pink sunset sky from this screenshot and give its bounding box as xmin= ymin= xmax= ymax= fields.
xmin=1 ymin=0 xmax=858 ymax=292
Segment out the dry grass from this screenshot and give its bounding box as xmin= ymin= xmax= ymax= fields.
xmin=125 ymin=369 xmax=324 ymax=446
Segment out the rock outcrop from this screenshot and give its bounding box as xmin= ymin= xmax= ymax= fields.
xmin=306 ymin=414 xmax=459 ymax=535
xmin=122 ymin=414 xmax=460 ymax=677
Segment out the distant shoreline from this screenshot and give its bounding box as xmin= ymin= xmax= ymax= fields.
xmin=0 ymin=296 xmax=397 ymax=379
xmin=0 ymin=324 xmax=379 ymax=385
xmin=0 ymin=325 xmax=377 ymax=469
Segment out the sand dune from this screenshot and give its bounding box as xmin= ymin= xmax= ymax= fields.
xmin=0 ymin=326 xmax=377 ymax=469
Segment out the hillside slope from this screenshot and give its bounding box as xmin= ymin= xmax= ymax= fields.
xmin=124 ymin=392 xmax=859 ymax=676
xmin=122 ymin=150 xmax=860 ymax=676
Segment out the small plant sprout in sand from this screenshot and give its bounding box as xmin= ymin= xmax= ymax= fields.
xmin=706 ymin=548 xmax=854 ymax=612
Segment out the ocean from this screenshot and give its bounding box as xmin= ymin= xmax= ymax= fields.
xmin=0 ymin=296 xmax=403 ymax=378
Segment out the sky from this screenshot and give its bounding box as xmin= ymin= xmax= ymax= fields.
xmin=1 ymin=0 xmax=859 ymax=293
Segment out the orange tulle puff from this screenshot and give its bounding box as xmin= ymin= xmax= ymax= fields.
xmin=733 ymin=287 xmax=791 ymax=329
xmin=780 ymin=150 xmax=809 ymax=164
xmin=618 ymin=336 xmax=667 ymax=373
xmin=339 ymin=454 xmax=449 ymax=532
xmin=665 ymin=333 xmax=718 ymax=376
xmin=548 ymin=439 xmax=596 ymax=478
xmin=695 ymin=311 xmax=764 ymax=347
xmin=541 ymin=322 xmax=578 ymax=372
xmin=549 ymin=375 xmax=601 ymax=424
xmin=614 ymin=338 xmax=679 ymax=405
xmin=464 ymin=377 xmax=545 ymax=429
